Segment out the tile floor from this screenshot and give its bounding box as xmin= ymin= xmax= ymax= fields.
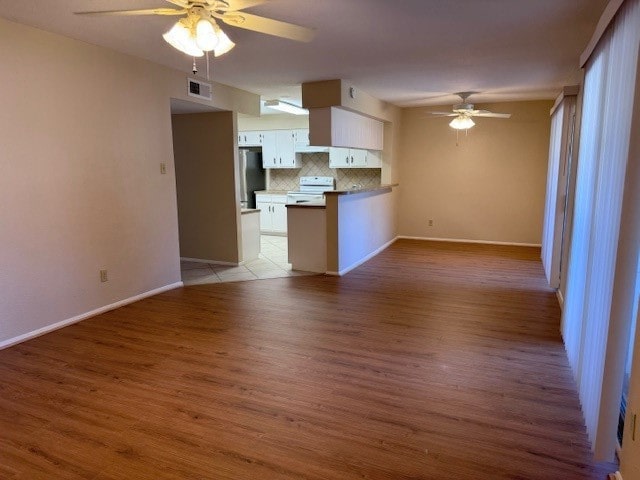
xmin=181 ymin=235 xmax=311 ymax=285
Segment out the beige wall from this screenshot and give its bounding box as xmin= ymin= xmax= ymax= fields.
xmin=0 ymin=17 xmax=258 ymax=346
xmin=397 ymin=100 xmax=553 ymax=244
xmin=172 ymin=112 xmax=241 ymax=263
xmin=238 ymin=113 xmax=309 ymax=130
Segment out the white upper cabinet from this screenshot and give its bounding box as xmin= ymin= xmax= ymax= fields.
xmin=329 ymin=147 xmax=382 ymax=169
xmin=261 ymin=130 xmax=301 ymax=169
xmin=309 ymin=107 xmax=384 ymax=150
xmin=328 ymin=147 xmax=350 ymax=168
xmin=238 ymin=131 xmax=264 ymax=147
xmin=293 ymin=129 xmax=310 ymax=146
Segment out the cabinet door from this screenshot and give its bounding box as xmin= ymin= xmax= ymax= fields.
xmin=366 ymin=150 xmax=382 ymax=168
xmin=271 ymin=202 xmax=288 ymax=233
xmin=256 ymin=200 xmax=272 ymax=231
xmin=329 ymin=147 xmax=350 ymax=168
xmin=243 ymin=131 xmax=264 ymax=146
xmin=275 ymin=130 xmax=296 ymax=167
xmin=293 ymin=129 xmax=310 ymax=146
xmin=261 ymin=131 xmax=278 ymax=168
xmin=350 ymin=149 xmax=368 ymax=167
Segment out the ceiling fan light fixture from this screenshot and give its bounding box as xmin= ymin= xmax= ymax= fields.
xmin=163 ymin=20 xmax=204 ymax=57
xmin=449 ymin=116 xmax=475 ymax=130
xmin=195 ymin=18 xmax=219 ymax=52
xmin=213 ymin=26 xmax=236 ymax=57
xmin=264 ymin=100 xmax=308 ymax=115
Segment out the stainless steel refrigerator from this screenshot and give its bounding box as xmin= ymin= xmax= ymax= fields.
xmin=238 ymin=149 xmax=266 ymax=209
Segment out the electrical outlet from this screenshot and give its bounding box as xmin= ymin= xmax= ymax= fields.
xmin=428 ymin=219 xmax=434 ymax=226
xmin=100 ymin=270 xmax=108 ymax=283
xmin=160 ymin=163 xmax=167 ymax=175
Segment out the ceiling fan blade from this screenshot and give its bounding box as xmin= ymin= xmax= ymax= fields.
xmin=472 ymin=112 xmax=512 ymax=118
xmin=75 ymin=8 xmax=186 ymax=16
xmin=219 ymin=12 xmax=315 ymax=42
xmin=222 ymin=0 xmax=267 ymax=10
xmin=428 ymin=112 xmax=458 ymax=117
xmin=165 ymin=0 xmax=189 ymax=7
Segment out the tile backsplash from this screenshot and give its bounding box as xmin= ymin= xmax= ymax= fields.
xmin=267 ymin=153 xmax=381 ymax=191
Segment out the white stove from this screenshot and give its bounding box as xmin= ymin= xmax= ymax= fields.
xmin=286 ymin=176 xmax=335 ymax=204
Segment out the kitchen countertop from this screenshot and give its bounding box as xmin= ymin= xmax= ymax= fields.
xmin=241 ymin=208 xmax=260 ymax=214
xmin=255 ymin=190 xmax=289 ymax=195
xmin=286 ymin=201 xmax=326 ymax=209
xmin=325 ymin=183 xmax=398 ymax=196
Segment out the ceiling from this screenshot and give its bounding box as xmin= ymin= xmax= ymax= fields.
xmin=0 ymin=0 xmax=608 ymax=107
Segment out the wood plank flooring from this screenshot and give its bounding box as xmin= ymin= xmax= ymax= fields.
xmin=0 ymin=239 xmax=617 ymax=479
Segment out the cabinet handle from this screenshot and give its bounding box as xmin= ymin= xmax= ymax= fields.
xmin=350 ymin=156 xmax=354 ymax=164
xmin=279 ymin=158 xmax=282 ymax=164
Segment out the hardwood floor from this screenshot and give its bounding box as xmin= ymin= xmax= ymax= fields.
xmin=0 ymin=239 xmax=617 ymax=479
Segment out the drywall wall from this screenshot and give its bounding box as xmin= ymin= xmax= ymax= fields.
xmin=238 ymin=113 xmax=309 ymax=130
xmin=325 ymin=188 xmax=397 ymax=275
xmin=172 ymin=112 xmax=241 ymax=263
xmin=398 ymin=100 xmax=553 ymax=244
xmin=0 ymin=17 xmax=258 ymax=347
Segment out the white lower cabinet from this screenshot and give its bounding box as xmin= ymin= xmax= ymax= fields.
xmin=329 ymin=147 xmax=382 ymax=168
xmin=255 ymin=194 xmax=287 ymax=234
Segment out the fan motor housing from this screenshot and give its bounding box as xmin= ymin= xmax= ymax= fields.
xmin=453 ymin=103 xmax=474 ymax=112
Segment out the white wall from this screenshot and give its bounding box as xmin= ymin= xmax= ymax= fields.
xmin=0 ymin=18 xmax=258 ymax=347
xmin=326 ymin=188 xmax=397 ymax=275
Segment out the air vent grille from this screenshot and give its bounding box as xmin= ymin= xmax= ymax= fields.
xmin=187 ymin=78 xmax=212 ymax=101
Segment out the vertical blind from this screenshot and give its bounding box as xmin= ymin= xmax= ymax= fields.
xmin=541 ymin=104 xmax=564 ymax=286
xmin=561 ymin=0 xmax=640 ymax=459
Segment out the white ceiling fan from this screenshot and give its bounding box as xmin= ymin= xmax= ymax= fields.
xmin=429 ymin=92 xmax=512 ymax=130
xmin=75 ymin=0 xmax=315 ymax=58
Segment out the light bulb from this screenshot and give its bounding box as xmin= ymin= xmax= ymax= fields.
xmin=163 ymin=21 xmax=204 ymax=57
xmin=195 ymin=18 xmax=219 ymax=52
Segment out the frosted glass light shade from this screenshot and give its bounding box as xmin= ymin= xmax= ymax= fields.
xmin=213 ymin=27 xmax=235 ymax=57
xmin=163 ymin=21 xmax=204 ymax=57
xmin=449 ymin=116 xmax=475 ymax=130
xmin=195 ymin=18 xmax=219 ymax=51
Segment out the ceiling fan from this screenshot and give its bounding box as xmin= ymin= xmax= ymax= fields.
xmin=429 ymin=92 xmax=512 ymax=130
xmin=75 ymin=0 xmax=315 ymax=58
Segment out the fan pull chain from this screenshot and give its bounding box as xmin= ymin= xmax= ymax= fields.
xmin=192 ymin=57 xmax=197 ymax=75
xmin=206 ymin=52 xmax=210 ymax=80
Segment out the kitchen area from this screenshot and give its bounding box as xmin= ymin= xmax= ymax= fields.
xmin=229 ymin=120 xmax=384 ymax=283
xmin=175 ymin=81 xmax=398 ymax=285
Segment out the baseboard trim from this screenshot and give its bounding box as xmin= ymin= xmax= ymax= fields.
xmin=556 ymin=289 xmax=564 ymax=309
xmin=181 ymin=257 xmax=238 ymax=266
xmin=0 ymin=281 xmax=184 ymax=351
xmin=397 ymin=235 xmax=541 ymax=247
xmin=326 ymin=237 xmax=398 ymax=276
